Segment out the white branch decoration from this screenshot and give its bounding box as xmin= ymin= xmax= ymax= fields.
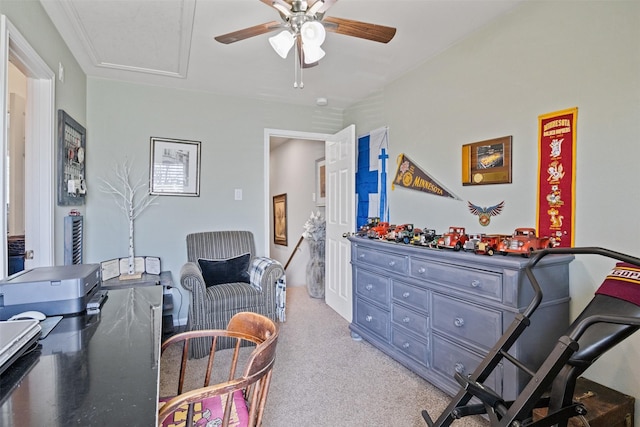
xmin=99 ymin=158 xmax=158 ymax=276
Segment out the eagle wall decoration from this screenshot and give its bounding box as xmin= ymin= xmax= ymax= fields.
xmin=468 ymin=201 xmax=505 ymax=226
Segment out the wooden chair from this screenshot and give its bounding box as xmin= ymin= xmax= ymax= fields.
xmin=158 ymin=312 xmax=279 ymax=427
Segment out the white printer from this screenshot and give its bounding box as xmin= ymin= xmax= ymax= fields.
xmin=0 ymin=264 xmax=101 ymax=320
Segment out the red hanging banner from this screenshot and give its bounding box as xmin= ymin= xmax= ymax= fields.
xmin=536 ymin=107 xmax=577 ymax=248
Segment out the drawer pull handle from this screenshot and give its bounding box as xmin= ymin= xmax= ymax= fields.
xmin=402 ymin=342 xmax=410 ymax=349
xmin=454 ymin=317 xmax=465 ymax=327
xmin=365 ymin=284 xmax=373 ymax=291
xmin=402 ymin=292 xmax=410 ymax=298
xmin=389 ymin=260 xmax=396 ymax=267
xmin=418 ymin=267 xmax=426 ymax=274
xmin=402 ymin=316 xmax=410 ymax=323
xmin=365 ymin=315 xmax=373 ymax=322
xmin=359 ymin=254 xmax=365 ymax=258
xmin=471 ymin=280 xmax=480 ymax=288
xmin=454 ymin=362 xmax=465 ymax=374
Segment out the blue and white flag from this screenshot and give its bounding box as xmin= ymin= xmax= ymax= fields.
xmin=356 ymin=127 xmax=390 ymax=230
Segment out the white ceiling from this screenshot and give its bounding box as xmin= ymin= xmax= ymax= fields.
xmin=40 ymin=0 xmax=523 ymax=110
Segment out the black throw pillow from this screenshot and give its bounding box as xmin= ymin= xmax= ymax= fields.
xmin=198 ymin=253 xmax=251 ymax=287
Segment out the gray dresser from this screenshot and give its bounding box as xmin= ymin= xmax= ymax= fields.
xmin=348 ymin=236 xmax=573 ymax=400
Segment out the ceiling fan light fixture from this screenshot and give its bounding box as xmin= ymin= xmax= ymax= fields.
xmin=300 ymin=21 xmax=326 ymax=47
xmin=269 ymin=30 xmax=295 ymax=58
xmin=303 ymin=44 xmax=325 ymax=64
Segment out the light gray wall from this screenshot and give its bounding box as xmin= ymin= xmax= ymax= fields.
xmin=0 ymin=0 xmax=87 ymax=266
xmin=269 ymin=138 xmax=325 ymax=286
xmin=85 ymin=78 xmax=342 ymax=324
xmin=346 ymin=0 xmax=640 ymax=421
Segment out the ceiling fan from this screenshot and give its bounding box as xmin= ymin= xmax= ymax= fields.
xmin=214 ymin=0 xmax=396 ymax=88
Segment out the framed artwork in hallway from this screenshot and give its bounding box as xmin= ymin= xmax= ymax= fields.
xmin=273 ymin=193 xmax=288 ymax=246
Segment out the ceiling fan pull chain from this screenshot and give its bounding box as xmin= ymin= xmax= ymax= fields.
xmin=293 ymin=43 xmax=298 ymax=88
xmin=293 ymin=43 xmax=303 ymax=89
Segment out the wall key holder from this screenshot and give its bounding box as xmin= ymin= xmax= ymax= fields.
xmin=57 ymin=110 xmax=87 ymax=205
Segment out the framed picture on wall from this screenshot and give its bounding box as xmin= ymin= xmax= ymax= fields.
xmin=315 ymin=157 xmax=326 ymax=206
xmin=273 ymin=193 xmax=288 ymax=246
xmin=149 ymin=137 xmax=201 ymax=196
xmin=462 ymin=136 xmax=512 ymax=186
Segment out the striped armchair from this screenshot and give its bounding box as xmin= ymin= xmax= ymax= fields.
xmin=180 ymin=231 xmax=284 ymax=358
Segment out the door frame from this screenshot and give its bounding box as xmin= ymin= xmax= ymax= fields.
xmin=263 ymin=128 xmax=333 ymax=256
xmin=0 ymin=15 xmax=55 ymax=277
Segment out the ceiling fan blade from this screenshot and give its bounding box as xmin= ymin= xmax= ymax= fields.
xmin=322 ymin=16 xmax=396 ymax=43
xmin=259 ymin=0 xmax=293 ymax=17
xmin=214 ymin=21 xmax=283 ymax=44
xmin=307 ymin=0 xmax=338 ymax=15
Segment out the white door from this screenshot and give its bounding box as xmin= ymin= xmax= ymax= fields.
xmin=325 ymin=125 xmax=356 ymax=322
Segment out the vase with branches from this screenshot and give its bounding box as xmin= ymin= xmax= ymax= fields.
xmin=303 ymin=211 xmax=326 ymax=298
xmin=100 ymin=158 xmax=157 ymax=279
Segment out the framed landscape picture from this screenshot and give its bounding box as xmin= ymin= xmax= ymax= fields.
xmin=273 ymin=193 xmax=288 ymax=246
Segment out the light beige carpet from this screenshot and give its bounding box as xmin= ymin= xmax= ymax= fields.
xmin=160 ymin=286 xmax=489 ymax=427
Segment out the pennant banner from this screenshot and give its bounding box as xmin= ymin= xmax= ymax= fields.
xmin=392 ymin=153 xmax=461 ymax=200
xmin=355 ymin=127 xmax=390 ymax=230
xmin=536 ymin=107 xmax=577 ymax=247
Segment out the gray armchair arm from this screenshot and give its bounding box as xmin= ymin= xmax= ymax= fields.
xmin=180 ymin=261 xmax=206 ymax=294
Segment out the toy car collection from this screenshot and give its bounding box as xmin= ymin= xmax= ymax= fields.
xmin=497 ymin=227 xmax=555 ymax=257
xmin=437 ymin=226 xmax=468 ymax=251
xmin=354 ymin=221 xmax=554 ymax=258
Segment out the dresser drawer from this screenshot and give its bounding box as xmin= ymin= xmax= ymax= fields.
xmin=392 ymin=326 xmax=429 ymax=368
xmin=393 ymin=280 xmax=429 ymax=313
xmin=354 ymin=245 xmax=408 ymax=275
xmin=392 ymin=304 xmax=428 ymax=337
xmin=432 ymin=294 xmax=502 ymax=352
xmin=432 ymin=334 xmax=502 ymax=396
xmin=355 ymin=269 xmax=390 ymax=306
xmin=424 ymin=261 xmax=502 ymax=302
xmin=355 ymin=298 xmax=390 ymax=341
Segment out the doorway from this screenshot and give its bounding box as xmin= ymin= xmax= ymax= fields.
xmin=7 ymin=62 xmax=26 ymax=274
xmin=264 ymin=126 xmax=355 ymax=321
xmin=0 ymin=16 xmax=55 ymax=278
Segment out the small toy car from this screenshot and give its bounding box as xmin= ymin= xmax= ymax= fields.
xmin=464 ymin=233 xmax=485 ymax=252
xmin=367 ymin=222 xmax=393 ymax=239
xmin=411 ymin=228 xmax=437 ymax=246
xmin=475 ymin=234 xmax=510 ymax=256
xmin=437 ymin=226 xmax=468 ymax=251
xmin=388 ymin=223 xmax=421 ymax=244
xmin=356 ymin=217 xmax=380 ymax=237
xmin=497 ymin=228 xmax=554 ymax=257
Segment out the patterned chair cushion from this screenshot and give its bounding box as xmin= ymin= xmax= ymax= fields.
xmin=159 ymin=390 xmax=248 ymax=427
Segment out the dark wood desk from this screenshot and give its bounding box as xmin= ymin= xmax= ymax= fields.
xmin=0 ymin=286 xmax=163 ymax=426
xmin=102 ymin=271 xmax=175 ymax=336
